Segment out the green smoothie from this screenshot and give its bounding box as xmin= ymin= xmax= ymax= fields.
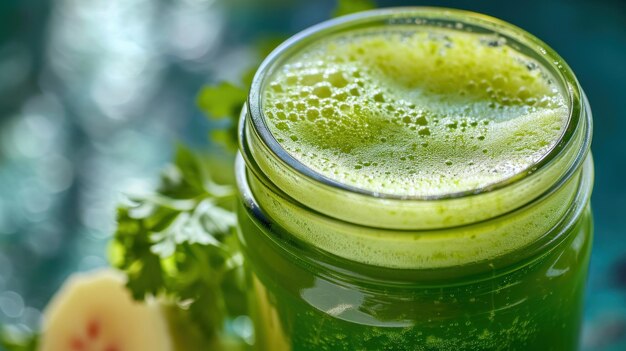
xmin=263 ymin=27 xmax=567 ymax=197
xmin=237 ymin=8 xmax=593 ymax=351
xmin=237 ymin=199 xmax=592 ymax=350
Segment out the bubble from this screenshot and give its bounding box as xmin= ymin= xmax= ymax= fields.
xmin=301 ymin=73 xmax=323 ymax=86
xmin=321 ymin=107 xmax=335 ymax=118
xmin=328 ymin=71 xmax=349 ymax=88
xmin=307 ymin=97 xmax=320 ymax=107
xmin=313 ymin=85 xmax=332 ymax=98
xmin=416 ymin=116 xmax=428 ymax=125
xmin=275 ymin=122 xmax=289 ymax=131
xmin=285 ymin=74 xmax=297 ymax=85
xmin=270 ymin=82 xmax=283 ymax=92
xmin=419 ymin=127 xmax=431 ymax=136
xmin=306 ymin=108 xmax=320 ymax=121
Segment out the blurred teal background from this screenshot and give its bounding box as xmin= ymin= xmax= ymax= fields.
xmin=0 ymin=0 xmax=624 ymax=350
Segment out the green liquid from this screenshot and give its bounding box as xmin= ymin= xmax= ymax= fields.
xmin=239 ymin=13 xmax=592 ymax=351
xmin=263 ymin=27 xmax=567 ymax=197
xmin=238 ymin=202 xmax=592 ymax=350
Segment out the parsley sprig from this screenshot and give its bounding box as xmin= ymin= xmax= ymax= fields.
xmin=110 ymin=145 xmax=244 ymax=346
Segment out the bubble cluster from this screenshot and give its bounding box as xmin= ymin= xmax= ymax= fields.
xmin=262 ymin=27 xmax=568 ymax=196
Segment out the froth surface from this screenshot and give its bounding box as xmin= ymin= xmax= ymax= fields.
xmin=262 ymin=27 xmax=568 ymax=197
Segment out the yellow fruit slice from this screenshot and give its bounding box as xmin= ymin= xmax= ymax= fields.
xmin=39 ymin=269 xmax=172 ymax=351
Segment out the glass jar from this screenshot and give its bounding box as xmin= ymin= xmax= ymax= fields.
xmin=236 ymin=8 xmax=593 ymax=350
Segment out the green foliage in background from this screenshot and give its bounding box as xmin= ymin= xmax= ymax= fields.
xmin=333 ymin=0 xmax=376 ymax=17
xmin=197 ymin=82 xmax=247 ymax=151
xmin=0 ymin=327 xmax=37 ymax=351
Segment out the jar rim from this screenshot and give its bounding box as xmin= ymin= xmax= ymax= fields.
xmin=246 ymin=6 xmax=590 ymax=202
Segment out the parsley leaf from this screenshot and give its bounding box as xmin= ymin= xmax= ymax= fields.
xmin=197 ymin=33 xmax=287 ymax=152
xmin=332 ymin=0 xmax=376 ymax=17
xmin=110 ymin=144 xmax=242 ymax=346
xmin=197 ymin=82 xmax=247 ymax=120
xmin=196 ymin=82 xmax=247 ymax=152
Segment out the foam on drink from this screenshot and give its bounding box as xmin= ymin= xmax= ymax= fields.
xmin=262 ymin=27 xmax=568 ymax=197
